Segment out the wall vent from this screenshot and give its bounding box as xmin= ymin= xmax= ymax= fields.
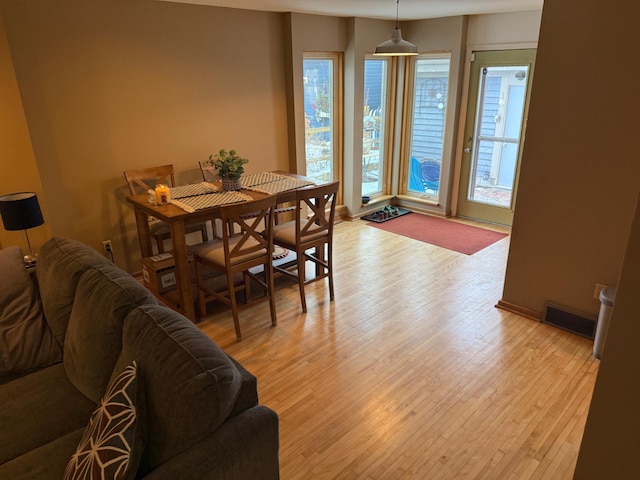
xmin=543 ymin=302 xmax=597 ymax=339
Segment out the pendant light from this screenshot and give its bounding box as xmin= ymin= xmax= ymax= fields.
xmin=373 ymin=0 xmax=418 ymax=56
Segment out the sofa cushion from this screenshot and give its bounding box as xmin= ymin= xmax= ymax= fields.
xmin=36 ymin=237 xmax=112 ymax=346
xmin=113 ymin=304 xmax=242 ymax=476
xmin=0 ymin=245 xmax=61 ymax=379
xmin=64 ymin=264 xmax=156 ymax=403
xmin=0 ymin=428 xmax=84 ymax=480
xmin=0 ymin=363 xmax=96 ymax=464
xmin=64 ymin=361 xmax=145 ymax=480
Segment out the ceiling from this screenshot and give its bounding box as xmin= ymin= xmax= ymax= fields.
xmin=160 ymin=0 xmax=543 ymax=21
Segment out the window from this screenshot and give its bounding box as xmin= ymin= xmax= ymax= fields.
xmin=303 ymin=55 xmax=340 ymax=182
xmin=406 ymin=55 xmax=451 ymax=200
xmin=362 ymin=58 xmax=389 ymax=196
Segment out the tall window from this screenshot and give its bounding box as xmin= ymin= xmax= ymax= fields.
xmin=407 ymin=55 xmax=451 ymax=200
xmin=362 ymin=58 xmax=389 ymax=196
xmin=303 ymin=55 xmax=339 ymax=182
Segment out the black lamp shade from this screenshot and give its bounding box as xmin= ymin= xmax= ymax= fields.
xmin=0 ymin=192 xmax=45 ymax=231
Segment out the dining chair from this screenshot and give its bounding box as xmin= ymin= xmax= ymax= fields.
xmin=124 ymin=164 xmax=209 ymax=253
xmin=192 ymin=195 xmax=278 ymax=341
xmin=272 ymin=181 xmax=339 ymax=313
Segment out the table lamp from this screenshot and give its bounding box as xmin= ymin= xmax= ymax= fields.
xmin=0 ymin=192 xmax=45 ymax=265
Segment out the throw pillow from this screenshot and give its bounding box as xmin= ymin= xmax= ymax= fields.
xmin=63 ymin=361 xmax=145 ymax=480
xmin=0 ymin=245 xmax=61 ymax=377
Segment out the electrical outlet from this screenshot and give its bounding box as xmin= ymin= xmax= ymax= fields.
xmin=102 ymin=240 xmax=113 ymax=255
xmin=594 ymin=283 xmax=607 ymax=300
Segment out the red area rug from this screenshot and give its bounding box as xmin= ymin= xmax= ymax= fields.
xmin=367 ymin=213 xmax=508 ymax=255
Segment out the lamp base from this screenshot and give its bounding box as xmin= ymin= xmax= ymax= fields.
xmin=23 ymin=252 xmax=38 ymax=266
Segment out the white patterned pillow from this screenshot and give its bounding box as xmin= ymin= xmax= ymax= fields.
xmin=64 ymin=361 xmax=145 ymax=480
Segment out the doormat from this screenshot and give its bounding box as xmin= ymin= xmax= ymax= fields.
xmin=361 ymin=207 xmax=411 ymax=223
xmin=367 ymin=213 xmax=508 ymax=255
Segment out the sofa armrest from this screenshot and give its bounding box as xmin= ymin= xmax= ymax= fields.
xmin=227 ymin=355 xmax=259 ymax=417
xmin=141 ymin=405 xmax=280 ymax=480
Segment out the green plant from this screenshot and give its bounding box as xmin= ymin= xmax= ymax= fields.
xmin=206 ymin=149 xmax=249 ymax=180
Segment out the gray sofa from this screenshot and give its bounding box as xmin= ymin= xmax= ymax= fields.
xmin=0 ymin=237 xmax=279 ymax=479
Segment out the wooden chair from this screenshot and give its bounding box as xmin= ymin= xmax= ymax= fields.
xmin=192 ymin=195 xmax=278 ymax=341
xmin=124 ymin=164 xmax=209 ymax=253
xmin=273 ymin=181 xmax=339 ymax=313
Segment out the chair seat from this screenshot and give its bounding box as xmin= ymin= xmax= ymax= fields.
xmin=193 ymin=236 xmax=265 ymax=267
xmin=273 ymin=221 xmax=328 ymax=246
xmin=149 ymin=219 xmax=170 ymax=236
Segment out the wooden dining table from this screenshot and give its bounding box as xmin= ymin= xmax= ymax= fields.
xmin=126 ymin=170 xmax=321 ymax=322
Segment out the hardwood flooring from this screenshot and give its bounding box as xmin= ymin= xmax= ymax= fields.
xmin=197 ymin=217 xmax=598 ymax=480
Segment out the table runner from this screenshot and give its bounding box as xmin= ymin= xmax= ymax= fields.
xmin=169 ymin=182 xmax=219 ymax=199
xmin=170 ymin=191 xmax=252 ymax=213
xmin=243 ymin=177 xmax=315 ymax=194
xmin=240 ymin=172 xmax=288 ymax=188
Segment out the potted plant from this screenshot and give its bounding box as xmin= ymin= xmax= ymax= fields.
xmin=206 ymin=149 xmax=249 ymax=191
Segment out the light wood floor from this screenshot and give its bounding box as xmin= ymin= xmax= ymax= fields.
xmin=197 ymin=217 xmax=599 ymax=480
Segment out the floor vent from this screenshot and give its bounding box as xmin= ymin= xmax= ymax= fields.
xmin=543 ymin=302 xmax=596 ymax=339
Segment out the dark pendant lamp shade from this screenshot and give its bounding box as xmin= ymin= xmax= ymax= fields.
xmin=0 ymin=192 xmax=45 ymax=231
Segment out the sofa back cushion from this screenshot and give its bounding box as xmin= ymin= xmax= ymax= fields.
xmin=0 ymin=246 xmax=61 ymax=380
xmin=112 ymin=304 xmax=242 ymax=476
xmin=64 ymin=265 xmax=156 ymax=403
xmin=36 ymin=237 xmax=112 ymax=346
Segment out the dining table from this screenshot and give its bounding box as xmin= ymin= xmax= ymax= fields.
xmin=126 ymin=170 xmax=322 ymax=322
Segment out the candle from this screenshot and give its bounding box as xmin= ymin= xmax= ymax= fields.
xmin=155 ymin=184 xmax=171 ymax=205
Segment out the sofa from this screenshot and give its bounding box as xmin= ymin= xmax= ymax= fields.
xmin=0 ymin=237 xmax=279 ymax=479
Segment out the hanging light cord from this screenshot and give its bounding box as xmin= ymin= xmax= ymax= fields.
xmin=395 ymin=0 xmax=400 ymax=29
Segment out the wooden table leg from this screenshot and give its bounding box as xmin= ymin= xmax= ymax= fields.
xmin=170 ymin=220 xmax=196 ymax=323
xmin=134 ymin=210 xmax=153 ymax=258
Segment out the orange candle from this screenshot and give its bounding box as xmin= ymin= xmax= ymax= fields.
xmin=155 ymin=184 xmax=170 ymax=205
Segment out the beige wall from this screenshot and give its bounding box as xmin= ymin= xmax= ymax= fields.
xmin=467 ymin=10 xmax=542 ymax=46
xmin=0 ymin=11 xmax=51 ymax=252
xmin=501 ymin=0 xmax=640 ymax=318
xmin=0 ymin=0 xmax=289 ymax=272
xmin=574 ymin=193 xmax=640 ymax=478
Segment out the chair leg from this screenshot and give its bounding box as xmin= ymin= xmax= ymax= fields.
xmin=194 ymin=260 xmax=207 ymax=320
xmin=226 ymin=272 xmax=242 ymax=341
xmin=200 ymin=224 xmax=209 ymax=243
xmin=156 ymin=237 xmax=165 ymax=254
xmin=266 ymin=261 xmax=277 ymax=326
xmin=297 ymin=251 xmax=307 ymax=313
xmin=327 ymin=243 xmax=335 ymax=301
xmin=243 ymin=271 xmax=252 ymax=303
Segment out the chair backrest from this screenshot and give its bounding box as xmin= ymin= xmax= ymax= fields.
xmin=219 ymin=195 xmax=277 ymax=269
xmin=199 ymin=161 xmax=218 ymax=183
xmin=294 ymin=181 xmax=339 ymax=246
xmin=124 ymin=165 xmax=175 ymax=196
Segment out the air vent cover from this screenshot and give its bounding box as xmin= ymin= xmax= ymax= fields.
xmin=543 ymin=302 xmax=597 ymax=339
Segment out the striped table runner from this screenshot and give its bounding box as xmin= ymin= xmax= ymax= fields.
xmin=243 ymin=177 xmax=315 ymax=194
xmin=240 ymin=172 xmax=287 ymax=188
xmin=170 ymin=182 xmax=219 ymax=199
xmin=171 ymin=191 xmax=252 ymax=213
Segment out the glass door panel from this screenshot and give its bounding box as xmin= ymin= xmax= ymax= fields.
xmin=458 ymin=50 xmax=536 ymax=225
xmin=468 ymin=67 xmax=527 ymax=208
